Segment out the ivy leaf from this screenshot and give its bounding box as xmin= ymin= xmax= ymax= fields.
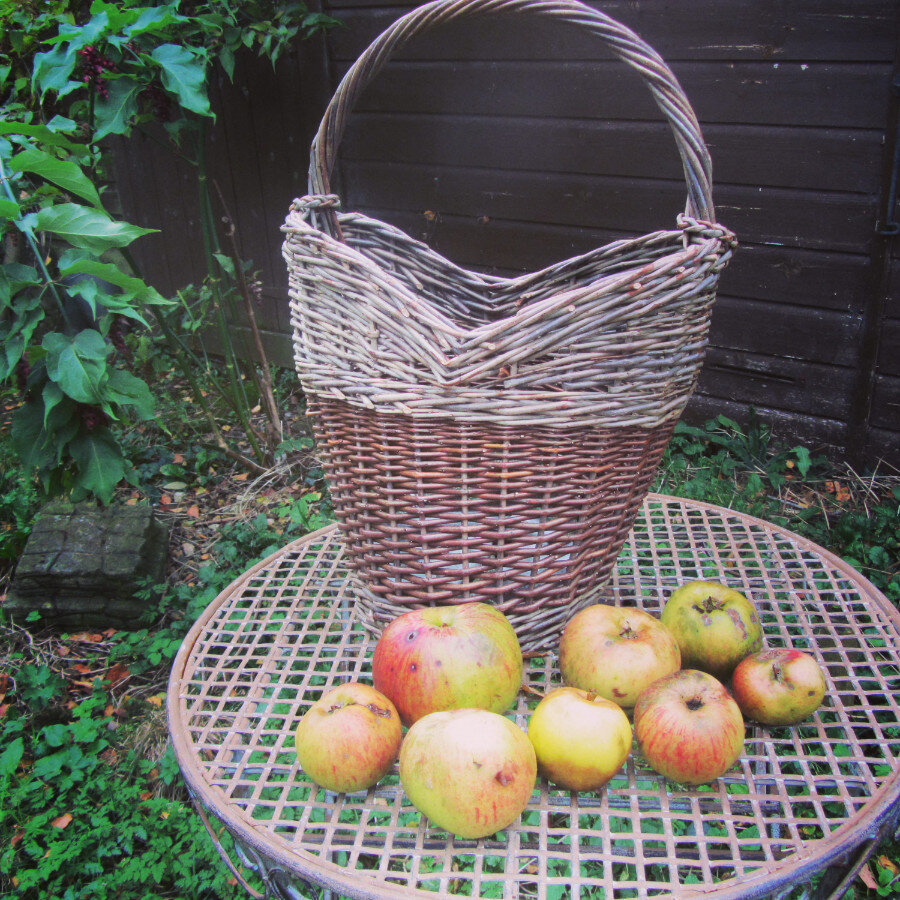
xmin=30 ymin=203 xmax=156 ymax=253
xmin=93 ymin=78 xmax=143 ymax=140
xmin=0 ymin=198 xmax=19 ymax=218
xmin=8 ymin=146 xmax=104 ymax=209
xmin=43 ymin=330 xmax=109 ymax=404
xmin=150 ymin=44 xmax=213 ymax=118
xmin=68 ymin=427 xmax=127 ymax=504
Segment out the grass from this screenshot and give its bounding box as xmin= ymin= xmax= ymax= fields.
xmin=0 ymin=370 xmax=898 ymax=898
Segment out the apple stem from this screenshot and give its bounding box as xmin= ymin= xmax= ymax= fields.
xmin=586 ymin=691 xmax=597 ymax=703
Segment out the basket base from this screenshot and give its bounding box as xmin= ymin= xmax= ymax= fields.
xmin=309 ymin=399 xmax=675 ymax=652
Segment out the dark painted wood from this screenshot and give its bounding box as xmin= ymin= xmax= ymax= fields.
xmin=342 ymin=115 xmax=883 ymax=194
xmin=337 ymin=60 xmax=892 ymax=130
xmin=328 ymin=1 xmax=896 ymax=63
xmin=340 ymin=160 xmax=878 ymax=253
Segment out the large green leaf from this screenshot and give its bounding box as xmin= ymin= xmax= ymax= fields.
xmin=8 ymin=147 xmax=104 ymax=209
xmin=29 ymin=203 xmax=156 ymax=253
xmin=0 ymin=121 xmax=86 ymax=153
xmin=94 ymin=79 xmax=143 ymax=140
xmin=68 ymin=427 xmax=127 ymax=504
xmin=31 ymin=43 xmax=81 ymax=100
xmin=58 ymin=258 xmax=169 ymax=307
xmin=0 ymin=198 xmax=19 ymax=218
xmin=0 ymin=263 xmax=41 ymax=309
xmin=43 ymin=330 xmax=109 ymax=404
xmin=103 ymin=368 xmax=155 ymax=420
xmin=150 ymin=44 xmax=212 ymax=118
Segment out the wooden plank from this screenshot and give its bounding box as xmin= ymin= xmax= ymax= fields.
xmin=341 ymin=114 xmax=883 ymax=194
xmin=709 ymin=299 xmax=862 ymax=368
xmin=325 ymin=1 xmax=897 ymax=63
xmin=869 ymin=374 xmax=900 ymax=432
xmin=336 ymin=60 xmax=891 ymax=130
xmin=862 ymin=426 xmax=900 ymax=467
xmin=341 ymin=160 xmax=878 ymax=253
xmin=696 ymin=350 xmax=855 ymax=420
xmin=876 ymin=319 xmax=900 ymax=378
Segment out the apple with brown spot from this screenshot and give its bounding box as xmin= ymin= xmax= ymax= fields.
xmin=633 ymin=669 xmax=745 ymax=785
xmin=372 ymin=603 xmax=523 ymax=727
xmin=558 ymin=604 xmax=681 ymax=709
xmin=294 ymin=682 xmax=402 ymax=793
xmin=399 ymin=708 xmax=537 ymax=839
xmin=661 ymin=580 xmax=763 ymax=680
xmin=731 ymin=647 xmax=826 ymax=725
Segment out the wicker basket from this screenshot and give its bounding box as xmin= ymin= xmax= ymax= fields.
xmin=282 ymin=0 xmax=736 ymax=652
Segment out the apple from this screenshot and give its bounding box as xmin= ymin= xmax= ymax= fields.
xmin=731 ymin=647 xmax=826 ymax=725
xmin=294 ymin=682 xmax=402 ymax=793
xmin=372 ymin=602 xmax=523 ymax=727
xmin=660 ymin=580 xmax=763 ymax=680
xmin=527 ymin=687 xmax=632 ymax=791
xmin=399 ymin=708 xmax=537 ymax=839
xmin=558 ymin=604 xmax=681 ymax=708
xmin=633 ymin=669 xmax=745 ymax=785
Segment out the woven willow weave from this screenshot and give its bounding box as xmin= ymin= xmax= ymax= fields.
xmin=282 ymin=0 xmax=736 ymax=651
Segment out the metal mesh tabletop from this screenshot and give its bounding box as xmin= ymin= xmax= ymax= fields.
xmin=167 ymin=494 xmax=900 ymax=900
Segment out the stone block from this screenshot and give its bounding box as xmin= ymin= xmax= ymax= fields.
xmin=5 ymin=502 xmax=169 ymax=630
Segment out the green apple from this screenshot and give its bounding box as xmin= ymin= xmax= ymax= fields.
xmin=399 ymin=708 xmax=536 ymax=839
xmin=661 ymin=580 xmax=763 ymax=680
xmin=527 ymin=687 xmax=632 ymax=791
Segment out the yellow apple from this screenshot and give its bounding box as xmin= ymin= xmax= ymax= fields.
xmin=527 ymin=687 xmax=632 ymax=791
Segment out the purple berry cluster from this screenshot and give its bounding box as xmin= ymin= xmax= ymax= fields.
xmin=141 ymin=82 xmax=173 ymax=123
xmin=77 ymin=45 xmax=117 ymax=100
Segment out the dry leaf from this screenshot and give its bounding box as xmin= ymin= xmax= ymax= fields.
xmin=233 ymin=472 xmax=248 ymax=482
xmin=146 ymin=694 xmax=165 ymax=708
xmin=51 ymin=813 xmax=72 ymax=830
xmin=186 ymin=505 xmax=201 ymax=519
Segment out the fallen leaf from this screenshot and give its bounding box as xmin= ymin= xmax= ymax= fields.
xmin=104 ymin=663 xmax=131 ymax=687
xmin=173 ymin=453 xmax=185 ymax=464
xmin=233 ymin=472 xmax=248 ymax=482
xmin=186 ymin=505 xmax=200 ymax=519
xmin=140 ymin=791 xmax=153 ymax=801
xmin=877 ymin=855 xmax=899 ymax=876
xmin=67 ymin=632 xmax=104 ymax=643
xmin=51 ymin=813 xmax=72 ymax=830
xmin=10 ymin=830 xmax=23 ymax=848
xmin=146 ymin=694 xmax=165 ymax=708
xmin=103 ymin=628 xmax=118 ymax=638
xmin=160 ymin=494 xmax=172 ymax=506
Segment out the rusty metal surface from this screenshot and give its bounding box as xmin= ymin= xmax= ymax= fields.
xmin=167 ymin=494 xmax=900 ymax=899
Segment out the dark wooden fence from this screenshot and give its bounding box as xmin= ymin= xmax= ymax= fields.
xmin=115 ymin=0 xmax=900 ymax=469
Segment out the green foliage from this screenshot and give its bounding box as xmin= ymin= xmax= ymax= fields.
xmin=1 ymin=0 xmax=339 ymax=502
xmin=0 ymin=685 xmax=245 ymax=899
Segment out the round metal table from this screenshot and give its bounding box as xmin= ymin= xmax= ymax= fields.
xmin=167 ymin=494 xmax=900 ymax=900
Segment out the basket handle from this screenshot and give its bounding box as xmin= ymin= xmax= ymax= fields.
xmin=308 ymin=0 xmax=716 ymax=236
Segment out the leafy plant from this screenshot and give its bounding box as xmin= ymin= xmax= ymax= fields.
xmin=1 ymin=0 xmax=339 ymax=501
